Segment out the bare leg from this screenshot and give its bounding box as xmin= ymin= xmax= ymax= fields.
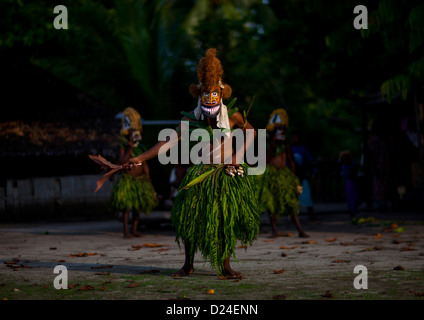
xmin=122 ymin=211 xmax=133 ymax=238
xmin=132 ymin=212 xmax=142 ymax=237
xmin=171 ymin=241 xmax=194 ymax=277
xmin=268 ymin=214 xmax=279 ymax=238
xmin=291 ymin=213 xmax=309 ymax=238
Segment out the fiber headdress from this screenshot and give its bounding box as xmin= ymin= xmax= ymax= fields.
xmin=190 ymin=49 xmax=232 ymax=130
xmin=120 ymin=107 xmax=142 ymax=136
xmin=266 ymin=109 xmax=289 ymax=132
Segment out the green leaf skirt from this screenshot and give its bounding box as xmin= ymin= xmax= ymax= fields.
xmin=258 ymin=166 xmax=300 ymax=218
xmin=109 ymin=173 xmax=158 ymax=215
xmin=172 ymin=164 xmax=261 ymax=274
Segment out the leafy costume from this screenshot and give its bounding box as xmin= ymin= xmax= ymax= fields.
xmin=258 ymin=109 xmax=301 ymax=218
xmin=109 ymin=108 xmax=158 ymax=215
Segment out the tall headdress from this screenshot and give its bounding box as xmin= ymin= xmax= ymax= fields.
xmin=190 ymin=49 xmax=232 ymax=130
xmin=120 ymin=107 xmax=142 ymax=136
xmin=266 ymin=109 xmax=289 ymax=132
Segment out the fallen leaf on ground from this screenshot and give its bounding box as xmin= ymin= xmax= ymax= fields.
xmin=68 ymin=252 xmax=98 ymax=257
xmin=393 ymin=227 xmax=405 ymax=233
xmin=130 ymin=243 xmax=168 ymax=250
xmin=152 ymin=248 xmax=168 ymax=252
xmin=325 ymin=237 xmax=338 ymax=242
xmin=280 ymin=245 xmax=298 ymax=249
xmin=410 ymin=291 xmax=424 ymax=296
xmin=126 ymin=283 xmax=141 ymax=288
xmin=302 ymin=240 xmax=317 ymax=244
xmin=77 ymin=285 xmax=95 ymax=291
xmin=273 ymin=295 xmax=286 ymax=300
xmin=207 ymin=289 xmax=214 ymax=294
xmin=401 ymin=247 xmax=416 ymax=251
xmin=322 ymin=290 xmax=334 ymax=298
xmin=393 ymin=265 xmax=405 ymax=270
xmin=273 ymin=269 xmax=285 ymax=274
xmin=373 ymin=233 xmax=382 ymax=239
xmin=340 ymin=242 xmax=351 ymax=246
xmin=263 ymin=239 xmax=274 ymax=242
xmin=237 ymin=245 xmax=248 ymax=249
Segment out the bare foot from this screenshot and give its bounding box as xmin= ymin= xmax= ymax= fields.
xmin=171 ymin=265 xmax=194 ymax=277
xmin=298 ymin=231 xmax=309 ymax=238
xmin=223 ymin=266 xmax=242 ymax=278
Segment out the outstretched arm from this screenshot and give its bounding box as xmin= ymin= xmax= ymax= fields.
xmin=127 ymin=116 xmax=192 ymax=167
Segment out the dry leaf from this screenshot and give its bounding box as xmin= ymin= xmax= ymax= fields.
xmin=325 ymin=237 xmax=338 ymax=242
xmin=88 ymin=154 xmax=124 ymax=192
xmin=401 ymin=247 xmax=416 ymax=251
xmin=130 ymin=243 xmax=167 ymax=250
xmin=393 ymin=265 xmax=405 ymax=270
xmin=77 ymin=285 xmax=94 ymax=291
xmin=207 ymin=289 xmax=215 ymax=294
xmin=237 ymin=245 xmax=248 ymax=249
xmin=322 ymin=290 xmax=333 ymax=298
xmin=280 ymin=245 xmax=298 ymax=250
xmin=273 ymin=269 xmax=285 ymax=274
xmin=263 ymin=239 xmax=274 ymax=242
xmin=68 ymin=252 xmax=98 ymax=257
xmin=126 ymin=283 xmax=141 ymax=288
xmin=302 ymin=240 xmax=317 ymax=244
xmin=372 ymin=233 xmax=382 ymax=239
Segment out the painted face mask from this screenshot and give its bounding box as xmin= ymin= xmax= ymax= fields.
xmin=200 ymin=86 xmax=222 ymax=118
xmin=273 ymin=124 xmax=287 ymax=144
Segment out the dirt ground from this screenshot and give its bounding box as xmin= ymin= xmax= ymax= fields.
xmin=1 ymin=204 xmax=424 ymax=302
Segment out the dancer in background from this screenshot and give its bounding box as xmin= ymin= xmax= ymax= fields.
xmin=259 ymin=109 xmax=309 ymax=238
xmin=110 ymin=107 xmax=158 ymax=238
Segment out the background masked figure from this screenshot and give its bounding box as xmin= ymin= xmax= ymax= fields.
xmin=127 ymin=48 xmax=261 ymax=277
xmin=109 ymin=107 xmax=158 ymax=238
xmin=258 ymin=109 xmax=309 ymax=238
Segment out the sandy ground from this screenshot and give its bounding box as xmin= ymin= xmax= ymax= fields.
xmin=1 ymin=204 xmax=424 ymax=301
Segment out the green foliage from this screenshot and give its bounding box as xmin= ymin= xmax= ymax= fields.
xmin=2 ymin=0 xmax=422 ymax=160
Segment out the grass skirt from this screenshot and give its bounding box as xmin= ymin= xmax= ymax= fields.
xmin=109 ymin=173 xmax=158 ymax=214
xmin=258 ymin=166 xmax=300 ymax=218
xmin=172 ymin=164 xmax=261 ymax=274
